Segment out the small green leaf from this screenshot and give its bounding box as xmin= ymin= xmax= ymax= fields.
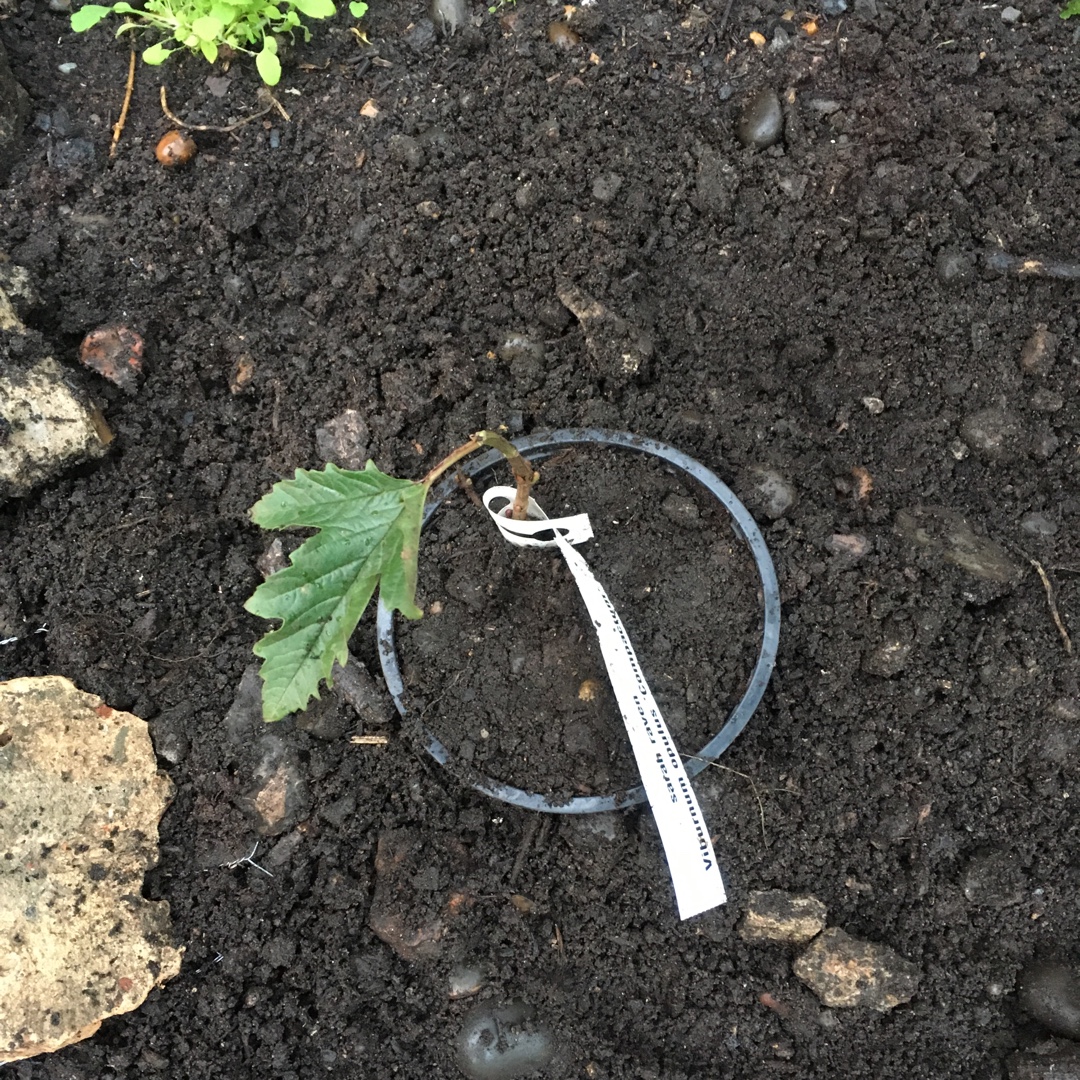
xmin=348 ymin=0 xmax=367 ymax=16
xmin=191 ymin=13 xmax=223 ymax=37
xmin=199 ymin=35 xmax=219 ymax=60
xmin=245 ymin=462 xmax=428 ymax=721
xmin=142 ymin=40 xmax=176 ymax=62
xmin=256 ymin=38 xmax=282 ymax=83
xmin=291 ymin=0 xmax=335 ymax=18
xmin=1062 ymin=0 xmax=1080 ymax=16
xmin=70 ymin=5 xmax=113 ymax=31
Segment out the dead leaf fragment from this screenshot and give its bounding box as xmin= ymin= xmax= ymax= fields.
xmin=360 ymin=98 xmax=380 ymax=118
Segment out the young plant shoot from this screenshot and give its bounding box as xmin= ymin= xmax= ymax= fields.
xmin=245 ymin=431 xmax=536 ymax=722
xmin=70 ymin=0 xmax=368 ymax=85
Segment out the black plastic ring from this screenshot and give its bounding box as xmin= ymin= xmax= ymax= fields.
xmin=376 ymin=429 xmax=781 ymax=815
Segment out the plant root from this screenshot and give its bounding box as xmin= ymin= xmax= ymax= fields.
xmin=984 ymin=249 xmax=1080 ymax=280
xmin=109 ymin=51 xmax=137 ymax=159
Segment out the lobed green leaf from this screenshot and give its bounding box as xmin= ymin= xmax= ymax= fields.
xmin=70 ymin=5 xmax=113 ymax=31
xmin=246 ymin=462 xmax=428 ymax=721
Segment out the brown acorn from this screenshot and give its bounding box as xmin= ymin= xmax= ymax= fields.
xmin=155 ymin=130 xmax=197 ymax=168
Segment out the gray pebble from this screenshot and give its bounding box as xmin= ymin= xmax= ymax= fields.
xmin=660 ymin=492 xmax=700 ymax=528
xmin=592 ymin=172 xmax=624 ymax=203
xmin=514 ymin=181 xmax=541 ymax=211
xmin=1031 ymin=389 xmax=1064 ymax=413
xmin=455 ymin=1001 xmax=554 ymax=1080
xmin=822 ymin=0 xmax=847 ymax=12
xmin=1019 ymin=960 xmax=1080 ymax=1039
xmin=315 ymin=409 xmax=370 ymax=469
xmin=736 ymin=88 xmax=783 ymax=150
xmin=387 ymin=134 xmax=425 ymax=170
xmin=57 ymin=62 xmax=77 ymax=74
xmin=961 ymin=408 xmax=1022 ymax=461
xmin=222 ymin=272 xmax=254 ymax=304
xmin=740 ymin=465 xmax=798 ymax=520
xmin=936 ymin=248 xmax=974 ymax=287
xmin=1020 ymin=512 xmax=1057 ymax=538
xmin=497 ymin=335 xmax=544 ymax=365
xmin=430 ymin=0 xmax=466 ymax=34
xmin=1020 ymin=324 xmax=1058 ymax=375
xmin=1001 ymin=5 xmax=1022 ymax=23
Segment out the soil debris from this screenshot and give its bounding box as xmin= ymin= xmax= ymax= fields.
xmin=794 ymin=928 xmax=920 ymax=1012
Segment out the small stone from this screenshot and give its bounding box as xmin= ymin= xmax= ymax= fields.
xmin=315 ymin=409 xmax=370 ymax=470
xmin=1030 ymin=389 xmax=1064 ymax=413
xmin=514 ymin=181 xmax=541 ymax=211
xmin=961 ymin=408 xmax=1023 ymax=461
xmin=736 ymin=87 xmax=783 ymax=149
xmin=497 ymin=335 xmax=545 ymax=365
xmin=592 ymin=172 xmax=624 ymax=204
xmin=1000 ymin=5 xmax=1022 ymax=23
xmin=448 ymin=964 xmax=485 ymax=1000
xmin=862 ymin=396 xmax=885 ymax=414
xmin=1020 ymin=512 xmax=1057 ymax=538
xmin=387 ymin=134 xmax=424 ymax=170
xmin=825 ymin=533 xmax=871 ymax=560
xmin=1018 ymin=960 xmax=1080 ymax=1039
xmin=936 ymin=248 xmax=974 ymax=287
xmin=862 ymin=629 xmax=914 ymax=678
xmin=57 ymin=62 xmax=77 ymax=74
xmin=895 ymin=506 xmax=1021 ymax=585
xmin=368 ymin=830 xmax=449 ymax=962
xmin=738 ymin=890 xmax=827 ymax=945
xmin=660 ymin=492 xmax=701 ymax=528
xmin=740 ymin=465 xmax=798 ymax=520
xmin=0 ymin=354 xmax=112 ymax=504
xmin=547 ymin=20 xmax=581 ymax=46
xmin=416 ymin=200 xmax=440 ymax=218
xmin=822 ymin=0 xmax=847 ymax=11
xmin=1019 ymin=324 xmax=1058 ymax=376
xmin=794 ymin=928 xmax=920 ymax=1011
xmin=78 ymin=324 xmax=145 ymax=393
xmin=961 ymin=850 xmax=1026 ymax=908
xmin=256 ymin=537 xmax=287 ymax=579
xmin=455 ymin=1001 xmax=555 ymax=1080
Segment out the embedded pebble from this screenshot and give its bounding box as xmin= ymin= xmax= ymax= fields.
xmin=736 ymin=87 xmax=783 ymax=149
xmin=738 ymin=890 xmax=827 ymax=945
xmin=592 ymin=172 xmax=623 ymax=204
xmin=315 ymin=408 xmax=370 ymax=469
xmin=449 ymin=964 xmax=485 ymax=1000
xmin=430 ymin=0 xmax=466 ymax=35
xmin=862 ymin=629 xmax=914 ymax=678
xmin=497 ymin=335 xmax=544 ymax=364
xmin=1031 ymin=389 xmax=1064 ymax=413
xmin=794 ymin=928 xmax=920 ymax=1011
xmin=57 ymin=62 xmax=77 ymax=74
xmin=826 ymin=533 xmax=871 ymax=560
xmin=1020 ymin=512 xmax=1057 ymax=538
xmin=1019 ymin=324 xmax=1058 ymax=375
xmin=740 ymin=465 xmax=798 ymax=520
xmin=895 ymin=506 xmax=1021 ymax=585
xmin=546 ymin=20 xmax=580 ymax=46
xmin=1018 ymin=960 xmax=1080 ymax=1039
xmin=1000 ymin=5 xmax=1022 ymax=23
xmin=961 ymin=408 xmax=1023 ymax=461
xmin=935 ymin=248 xmax=973 ymax=287
xmin=822 ymin=0 xmax=847 ymax=11
xmin=660 ymin=492 xmax=700 ymax=528
xmin=961 ymin=849 xmax=1026 ymax=908
xmin=455 ymin=1002 xmax=554 ymax=1080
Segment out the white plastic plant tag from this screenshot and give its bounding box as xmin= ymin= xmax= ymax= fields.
xmin=483 ymin=486 xmax=727 ymax=920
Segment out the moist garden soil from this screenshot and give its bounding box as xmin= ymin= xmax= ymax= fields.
xmin=0 ymin=0 xmax=1078 ymax=1076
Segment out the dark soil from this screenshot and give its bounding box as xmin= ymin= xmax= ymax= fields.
xmin=1 ymin=0 xmax=1078 ymax=1076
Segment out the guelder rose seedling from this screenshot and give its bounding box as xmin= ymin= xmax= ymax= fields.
xmin=246 ymin=430 xmax=536 ymax=722
xmin=71 ymin=0 xmax=369 ymax=86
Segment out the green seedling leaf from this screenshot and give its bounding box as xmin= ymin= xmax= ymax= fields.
xmin=1062 ymin=0 xmax=1080 ymax=16
xmin=143 ymin=40 xmax=176 ymax=62
xmin=245 ymin=462 xmax=427 ymax=721
xmin=348 ymin=0 xmax=367 ymax=15
xmin=255 ymin=36 xmax=282 ymax=84
xmin=291 ymin=0 xmax=335 ymax=18
xmin=70 ymin=5 xmax=113 ymax=31
xmin=191 ymin=13 xmax=224 ymax=37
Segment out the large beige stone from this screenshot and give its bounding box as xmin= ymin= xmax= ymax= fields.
xmin=0 ymin=676 xmax=183 ymax=1063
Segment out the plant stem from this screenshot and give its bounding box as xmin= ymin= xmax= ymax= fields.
xmin=421 ymin=431 xmax=537 ymax=519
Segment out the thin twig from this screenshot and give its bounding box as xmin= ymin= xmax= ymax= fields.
xmin=159 ymin=85 xmax=283 ymax=132
xmin=1029 ymin=558 xmax=1073 ymax=655
xmin=687 ymin=755 xmax=768 ymax=847
xmin=717 ymin=0 xmax=738 ymax=38
xmin=110 ymin=51 xmax=137 ymax=159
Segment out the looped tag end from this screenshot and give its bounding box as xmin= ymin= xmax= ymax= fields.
xmin=482 ymin=486 xmax=594 ymax=548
